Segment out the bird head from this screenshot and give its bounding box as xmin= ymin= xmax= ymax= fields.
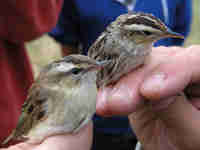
xmin=37 ymin=55 xmax=107 ymax=88
xmin=109 ymin=12 xmax=184 ymax=44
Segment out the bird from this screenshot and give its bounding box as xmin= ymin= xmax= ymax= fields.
xmin=2 ymin=54 xmax=107 ymax=145
xmin=88 ymin=12 xmax=184 ymax=87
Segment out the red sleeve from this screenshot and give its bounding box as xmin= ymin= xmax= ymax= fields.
xmin=0 ymin=0 xmax=63 ymax=42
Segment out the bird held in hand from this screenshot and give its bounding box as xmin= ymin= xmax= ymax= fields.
xmin=2 ymin=55 xmax=106 ymax=145
xmin=88 ymin=12 xmax=184 ymax=87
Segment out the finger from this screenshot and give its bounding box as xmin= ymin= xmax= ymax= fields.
xmin=189 ymin=97 xmax=200 ymax=110
xmin=96 ymin=47 xmax=175 ymax=116
xmin=96 ymin=73 xmax=144 ymax=116
xmin=187 ymin=45 xmax=200 ymax=82
xmin=156 ymin=95 xmax=200 ymax=150
xmin=140 ymin=46 xmax=200 ymax=100
xmin=129 ymin=95 xmax=200 ymax=150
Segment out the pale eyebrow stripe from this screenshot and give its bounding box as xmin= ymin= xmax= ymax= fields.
xmin=56 ymin=63 xmax=75 ymax=72
xmin=124 ymin=24 xmax=162 ymax=33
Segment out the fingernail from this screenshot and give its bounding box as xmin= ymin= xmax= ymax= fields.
xmin=110 ymin=84 xmax=133 ymax=103
xmin=141 ymin=72 xmax=167 ymax=98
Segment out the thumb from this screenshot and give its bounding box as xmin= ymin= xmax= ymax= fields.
xmin=140 ymin=46 xmax=200 ymax=100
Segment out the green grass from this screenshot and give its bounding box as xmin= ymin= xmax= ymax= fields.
xmin=26 ymin=0 xmax=200 ymax=76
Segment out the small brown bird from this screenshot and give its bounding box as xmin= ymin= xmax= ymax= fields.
xmin=3 ymin=55 xmax=106 ymax=145
xmin=88 ymin=12 xmax=184 ymax=87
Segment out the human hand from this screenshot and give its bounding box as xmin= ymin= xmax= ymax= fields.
xmin=96 ymin=46 xmax=200 ymax=150
xmin=1 ymin=122 xmax=93 ymax=150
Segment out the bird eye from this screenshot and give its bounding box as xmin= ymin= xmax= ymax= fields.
xmin=71 ymin=68 xmax=83 ymax=75
xmin=143 ymin=31 xmax=152 ymax=36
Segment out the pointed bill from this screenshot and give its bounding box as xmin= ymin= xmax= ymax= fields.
xmin=165 ymin=28 xmax=184 ymax=39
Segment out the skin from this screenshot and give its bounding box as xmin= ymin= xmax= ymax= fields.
xmin=96 ymin=45 xmax=200 ymax=150
xmin=3 ymin=45 xmax=200 ymax=150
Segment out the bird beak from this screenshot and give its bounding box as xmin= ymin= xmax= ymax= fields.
xmin=165 ymin=28 xmax=184 ymax=39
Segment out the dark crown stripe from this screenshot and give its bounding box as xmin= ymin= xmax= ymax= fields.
xmin=124 ymin=13 xmax=167 ymax=31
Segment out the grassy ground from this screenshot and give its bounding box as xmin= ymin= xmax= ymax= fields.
xmin=26 ymin=0 xmax=200 ymax=77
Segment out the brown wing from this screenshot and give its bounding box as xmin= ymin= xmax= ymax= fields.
xmin=3 ymin=83 xmax=49 ymax=144
xmin=88 ymin=31 xmax=121 ymax=60
xmin=88 ymin=32 xmax=108 ymax=60
xmin=88 ymin=32 xmax=121 ymax=87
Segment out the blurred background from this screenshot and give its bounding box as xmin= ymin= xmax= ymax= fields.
xmin=184 ymin=0 xmax=200 ymax=46
xmin=26 ymin=0 xmax=200 ymax=77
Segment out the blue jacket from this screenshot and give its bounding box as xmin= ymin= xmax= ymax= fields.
xmin=49 ymin=0 xmax=192 ymax=134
